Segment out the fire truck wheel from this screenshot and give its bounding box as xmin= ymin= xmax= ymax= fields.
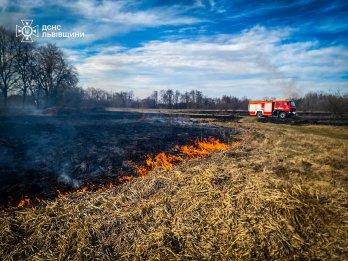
xmin=279 ymin=112 xmax=286 ymax=119
xmin=256 ymin=111 xmax=262 ymax=118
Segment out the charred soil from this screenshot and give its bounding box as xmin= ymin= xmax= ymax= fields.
xmin=0 ymin=112 xmax=235 ymax=207
xmin=0 ymin=119 xmax=347 ymax=260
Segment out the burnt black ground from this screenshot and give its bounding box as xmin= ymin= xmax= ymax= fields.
xmin=0 ymin=112 xmax=235 ymax=206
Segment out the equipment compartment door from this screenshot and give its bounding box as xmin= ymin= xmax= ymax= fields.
xmin=264 ymin=102 xmax=273 ymax=114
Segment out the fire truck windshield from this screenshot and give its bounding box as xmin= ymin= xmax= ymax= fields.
xmin=290 ymin=101 xmax=296 ymax=107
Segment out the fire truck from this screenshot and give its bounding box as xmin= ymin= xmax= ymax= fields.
xmin=248 ymin=99 xmax=296 ymax=118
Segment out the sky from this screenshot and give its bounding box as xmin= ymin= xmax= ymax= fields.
xmin=0 ymin=0 xmax=347 ymax=98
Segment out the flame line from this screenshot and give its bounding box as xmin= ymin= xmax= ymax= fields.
xmin=3 ymin=137 xmax=232 ymax=211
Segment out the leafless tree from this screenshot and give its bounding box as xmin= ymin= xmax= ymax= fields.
xmin=151 ymin=91 xmax=158 ymax=108
xmin=14 ymin=41 xmax=36 ymax=107
xmin=0 ymin=26 xmax=19 ymax=108
xmin=34 ymin=43 xmax=78 ymax=107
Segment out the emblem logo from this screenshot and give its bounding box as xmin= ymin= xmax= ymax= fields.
xmin=16 ymin=20 xmax=39 ymax=42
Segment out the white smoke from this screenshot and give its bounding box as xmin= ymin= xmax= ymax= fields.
xmin=58 ymin=162 xmax=81 ymax=188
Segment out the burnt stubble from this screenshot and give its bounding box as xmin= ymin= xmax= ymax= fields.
xmin=0 ymin=111 xmax=233 ymax=206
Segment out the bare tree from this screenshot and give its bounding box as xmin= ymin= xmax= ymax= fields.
xmin=0 ymin=26 xmax=19 ymax=107
xmin=174 ymin=90 xmax=180 ymax=107
xmin=166 ymin=89 xmax=174 ymax=108
xmin=34 ymin=43 xmax=78 ymax=107
xmin=181 ymin=91 xmax=191 ymax=108
xmin=14 ymin=41 xmax=36 ymax=107
xmin=195 ymin=90 xmax=203 ymax=108
xmin=151 ymin=91 xmax=158 ymax=108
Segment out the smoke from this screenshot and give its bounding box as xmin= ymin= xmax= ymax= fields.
xmin=255 ymin=54 xmax=303 ymax=99
xmin=1 ymin=114 xmax=79 ymax=188
xmin=0 ymin=112 xmax=235 ymax=204
xmin=280 ymin=78 xmax=302 ymax=99
xmin=57 ymin=162 xmax=81 ymax=188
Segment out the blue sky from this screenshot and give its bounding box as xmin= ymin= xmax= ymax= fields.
xmin=0 ymin=0 xmax=347 ymax=98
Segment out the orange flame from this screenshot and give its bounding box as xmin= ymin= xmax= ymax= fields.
xmin=129 ymin=137 xmax=229 ymax=177
xmin=17 ymin=196 xmax=31 ymax=208
xmin=56 ymin=183 xmax=111 ymax=199
xmin=118 ymin=175 xmax=134 ymax=183
xmin=3 ymin=137 xmax=232 ymax=211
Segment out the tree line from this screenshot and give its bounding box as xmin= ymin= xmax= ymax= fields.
xmin=81 ymin=88 xmax=348 ymax=114
xmin=1 ymin=26 xmax=347 ymax=114
xmin=81 ymin=88 xmax=249 ymax=110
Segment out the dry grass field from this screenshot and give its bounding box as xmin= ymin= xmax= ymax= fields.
xmin=0 ymin=120 xmax=347 ymax=260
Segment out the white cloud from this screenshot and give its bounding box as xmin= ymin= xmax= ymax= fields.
xmin=0 ymin=0 xmax=204 ymax=46
xmin=68 ymin=0 xmax=202 ymax=26
xmin=74 ymin=26 xmax=348 ymax=98
xmin=61 ymin=0 xmax=203 ymax=45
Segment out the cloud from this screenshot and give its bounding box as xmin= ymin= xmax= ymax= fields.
xmin=1 ymin=1 xmax=346 ymax=98
xmin=68 ymin=0 xmax=202 ymax=26
xmin=74 ymin=26 xmax=348 ymax=98
xmin=0 ymin=0 xmax=205 ymax=46
xmin=64 ymin=0 xmax=204 ymax=45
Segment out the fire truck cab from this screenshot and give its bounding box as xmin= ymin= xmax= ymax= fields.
xmin=248 ymin=99 xmax=296 ymax=118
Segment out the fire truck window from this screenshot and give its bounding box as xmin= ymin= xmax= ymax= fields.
xmin=277 ymin=102 xmax=281 ymax=106
xmin=284 ymin=102 xmax=288 ymax=106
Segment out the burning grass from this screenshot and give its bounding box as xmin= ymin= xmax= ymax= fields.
xmin=5 ymin=137 xmax=230 ymax=210
xmin=128 ymin=137 xmax=230 ymax=177
xmin=0 ymin=113 xmax=235 ymax=210
xmin=0 ymin=122 xmax=347 ymax=260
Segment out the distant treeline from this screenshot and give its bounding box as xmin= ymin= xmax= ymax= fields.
xmin=81 ymin=88 xmax=348 ymax=114
xmin=1 ymin=26 xmax=347 ymax=115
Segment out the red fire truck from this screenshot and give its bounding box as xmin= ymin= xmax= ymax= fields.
xmin=248 ymin=99 xmax=296 ymax=118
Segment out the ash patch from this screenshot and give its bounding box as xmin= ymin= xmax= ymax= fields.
xmin=0 ymin=112 xmax=236 ymax=205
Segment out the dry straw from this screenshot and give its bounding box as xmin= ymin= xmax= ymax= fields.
xmin=0 ymin=122 xmax=347 ymax=260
